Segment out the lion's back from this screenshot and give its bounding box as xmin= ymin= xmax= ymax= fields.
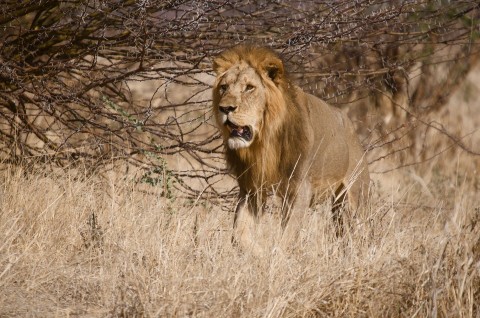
xmin=300 ymin=91 xmax=368 ymax=193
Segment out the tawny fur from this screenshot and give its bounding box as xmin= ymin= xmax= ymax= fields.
xmin=212 ymin=45 xmax=370 ymax=253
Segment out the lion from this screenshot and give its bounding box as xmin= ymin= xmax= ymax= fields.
xmin=212 ymin=45 xmax=370 ymax=254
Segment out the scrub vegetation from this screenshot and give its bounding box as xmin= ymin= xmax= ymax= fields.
xmin=0 ymin=1 xmax=479 ymax=317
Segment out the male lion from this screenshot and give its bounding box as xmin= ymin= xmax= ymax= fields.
xmin=212 ymin=45 xmax=370 ymax=254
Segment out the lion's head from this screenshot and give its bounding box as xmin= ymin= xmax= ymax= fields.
xmin=212 ymin=45 xmax=291 ymax=150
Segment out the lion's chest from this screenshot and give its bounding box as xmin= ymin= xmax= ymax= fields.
xmin=228 ymin=145 xmax=285 ymax=191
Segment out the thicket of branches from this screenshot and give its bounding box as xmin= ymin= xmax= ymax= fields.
xmin=1 ymin=0 xmax=479 ymax=197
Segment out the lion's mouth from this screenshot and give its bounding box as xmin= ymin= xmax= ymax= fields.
xmin=225 ymin=120 xmax=253 ymax=141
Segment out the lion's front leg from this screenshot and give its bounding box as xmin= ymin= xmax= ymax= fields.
xmin=280 ymin=180 xmax=312 ymax=246
xmin=232 ymin=191 xmax=264 ymax=256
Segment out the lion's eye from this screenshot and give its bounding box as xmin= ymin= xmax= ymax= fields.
xmin=219 ymin=84 xmax=228 ymax=93
xmin=245 ymin=84 xmax=255 ymax=92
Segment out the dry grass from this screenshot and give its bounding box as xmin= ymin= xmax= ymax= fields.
xmin=0 ymin=152 xmax=478 ymax=318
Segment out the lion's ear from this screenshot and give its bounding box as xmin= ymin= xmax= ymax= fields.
xmin=266 ymin=65 xmax=279 ymax=81
xmin=263 ymin=58 xmax=284 ymax=83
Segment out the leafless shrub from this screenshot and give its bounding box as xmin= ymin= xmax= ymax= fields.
xmin=1 ymin=0 xmax=479 ymax=198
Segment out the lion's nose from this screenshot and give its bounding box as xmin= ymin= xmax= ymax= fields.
xmin=219 ymin=105 xmax=237 ymax=114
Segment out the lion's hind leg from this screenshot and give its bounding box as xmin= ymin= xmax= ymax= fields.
xmin=344 ymin=162 xmax=370 ymax=220
xmin=332 ymin=184 xmax=348 ymax=237
xmin=333 ymin=167 xmax=370 ymax=237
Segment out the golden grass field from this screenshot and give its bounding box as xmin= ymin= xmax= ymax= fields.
xmin=1 ymin=70 xmax=479 ymax=317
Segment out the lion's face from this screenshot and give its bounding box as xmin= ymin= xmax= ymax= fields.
xmin=213 ymin=61 xmax=266 ymax=150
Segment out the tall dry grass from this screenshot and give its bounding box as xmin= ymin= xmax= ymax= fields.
xmin=0 ymin=151 xmax=478 ymax=317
